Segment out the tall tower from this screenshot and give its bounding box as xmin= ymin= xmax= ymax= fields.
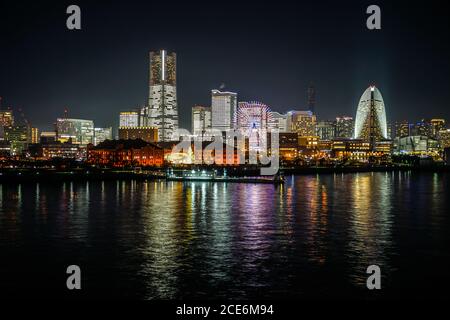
xmin=307 ymin=84 xmax=316 ymax=114
xmin=354 ymin=85 xmax=388 ymax=149
xmin=146 ymin=50 xmax=178 ymax=142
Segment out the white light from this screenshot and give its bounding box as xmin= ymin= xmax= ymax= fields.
xmin=161 ymin=50 xmax=165 ymax=81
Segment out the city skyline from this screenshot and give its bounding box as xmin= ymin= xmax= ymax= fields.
xmin=0 ymin=1 xmax=449 ymax=131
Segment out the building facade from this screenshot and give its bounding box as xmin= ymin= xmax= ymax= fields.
xmin=335 ymin=116 xmax=354 ymax=138
xmin=192 ymin=105 xmax=212 ymax=139
xmin=145 ymin=50 xmax=178 ymax=142
xmin=287 ymin=110 xmax=317 ymax=137
xmin=94 ymin=127 xmax=113 ymax=146
xmin=316 ymin=120 xmax=336 ymax=140
xmin=118 ymin=126 xmax=158 ymax=143
xmin=354 ymin=85 xmax=388 ymax=146
xmin=119 ymin=111 xmax=140 ymax=127
xmin=56 ymin=118 xmax=94 ymax=145
xmin=211 ymin=89 xmax=237 ymax=132
xmin=88 ymin=139 xmax=164 ymax=167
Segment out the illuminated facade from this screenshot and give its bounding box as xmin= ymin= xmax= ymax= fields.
xmin=118 ymin=126 xmax=158 ymax=143
xmin=145 ymin=50 xmax=178 ymax=142
xmin=4 ymin=125 xmax=31 ymax=155
xmin=354 ymin=86 xmax=388 ymax=144
xmin=287 ymin=110 xmax=317 ymax=136
xmin=430 ymin=119 xmax=445 ymax=138
xmin=31 ymin=127 xmax=39 ymax=144
xmin=192 ymin=105 xmax=212 ymax=139
xmin=119 ymin=111 xmax=140 ymax=127
xmin=394 ymin=120 xmax=411 ymax=138
xmin=335 ymin=116 xmax=354 ymax=138
xmin=0 ymin=110 xmax=14 ymax=127
xmin=56 ymin=118 xmax=94 ymax=145
xmin=316 ymin=120 xmax=336 ymax=140
xmin=268 ymin=111 xmax=288 ymax=132
xmin=211 ymin=90 xmax=237 ymax=131
xmin=94 ymin=127 xmax=113 ymax=146
xmin=88 ymin=139 xmax=163 ymax=167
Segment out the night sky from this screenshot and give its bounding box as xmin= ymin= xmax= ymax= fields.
xmin=0 ymin=0 xmax=449 ymax=132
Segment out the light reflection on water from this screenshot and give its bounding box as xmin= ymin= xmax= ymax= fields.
xmin=0 ymin=172 xmax=449 ymax=299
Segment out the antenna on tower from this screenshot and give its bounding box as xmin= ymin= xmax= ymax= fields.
xmin=64 ymin=107 xmax=69 ymax=119
xmin=307 ymin=84 xmax=316 ymax=114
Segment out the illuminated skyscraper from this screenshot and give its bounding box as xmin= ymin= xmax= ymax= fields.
xmin=145 ymin=50 xmax=178 ymax=142
xmin=94 ymin=127 xmax=113 ymax=146
xmin=31 ymin=127 xmax=39 ymax=144
xmin=119 ymin=111 xmax=140 ymax=127
xmin=286 ymin=110 xmax=317 ymax=136
xmin=211 ymin=90 xmax=237 ymax=132
xmin=354 ymin=85 xmax=388 ymax=148
xmin=268 ymin=111 xmax=288 ymax=132
xmin=192 ymin=105 xmax=212 ymax=139
xmin=56 ymin=118 xmax=94 ymax=145
xmin=316 ymin=120 xmax=336 ymax=140
xmin=430 ymin=119 xmax=445 ymax=138
xmin=335 ymin=116 xmax=354 ymax=138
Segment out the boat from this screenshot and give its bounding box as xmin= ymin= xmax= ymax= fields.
xmin=166 ymin=169 xmax=284 ymax=184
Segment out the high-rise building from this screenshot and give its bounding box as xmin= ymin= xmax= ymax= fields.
xmin=286 ymin=110 xmax=317 ymax=136
xmin=4 ymin=125 xmax=31 ymax=155
xmin=236 ymin=101 xmax=270 ymax=152
xmin=94 ymin=127 xmax=113 ymax=146
xmin=145 ymin=50 xmax=178 ymax=142
xmin=438 ymin=129 xmax=450 ymax=149
xmin=211 ymin=89 xmax=237 ymax=132
xmin=430 ymin=119 xmax=445 ymax=138
xmin=335 ymin=116 xmax=354 ymax=138
xmin=354 ymin=85 xmax=388 ymax=148
xmin=56 ymin=118 xmax=94 ymax=145
xmin=394 ymin=120 xmax=411 ymax=139
xmin=316 ymin=120 xmax=336 ymax=140
xmin=192 ymin=105 xmax=212 ymax=139
xmin=268 ymin=111 xmax=288 ymax=132
xmin=120 ymin=111 xmax=140 ymax=127
xmin=411 ymin=119 xmax=431 ymax=137
xmin=0 ymin=109 xmax=14 ymax=127
xmin=118 ymin=126 xmax=158 ymax=143
xmin=31 ymin=127 xmax=39 ymax=144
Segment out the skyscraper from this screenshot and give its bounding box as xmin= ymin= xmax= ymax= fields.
xmin=268 ymin=111 xmax=288 ymax=132
xmin=335 ymin=116 xmax=354 ymax=138
xmin=119 ymin=111 xmax=140 ymax=127
xmin=430 ymin=119 xmax=446 ymax=138
xmin=354 ymin=85 xmax=388 ymax=148
xmin=286 ymin=110 xmax=317 ymax=137
xmin=94 ymin=127 xmax=113 ymax=146
xmin=145 ymin=50 xmax=178 ymax=142
xmin=211 ymin=89 xmax=237 ymax=132
xmin=192 ymin=105 xmax=212 ymax=139
xmin=56 ymin=118 xmax=94 ymax=145
xmin=316 ymin=120 xmax=336 ymax=140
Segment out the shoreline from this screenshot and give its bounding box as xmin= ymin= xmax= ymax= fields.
xmin=0 ymin=165 xmax=449 ymax=184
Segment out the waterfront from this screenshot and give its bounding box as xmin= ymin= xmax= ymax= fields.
xmin=1 ymin=172 xmax=449 ymax=299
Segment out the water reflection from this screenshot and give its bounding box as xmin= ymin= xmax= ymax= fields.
xmin=1 ymin=173 xmax=449 ymax=299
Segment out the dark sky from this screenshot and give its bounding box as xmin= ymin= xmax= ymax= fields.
xmin=0 ymin=0 xmax=449 ymax=132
